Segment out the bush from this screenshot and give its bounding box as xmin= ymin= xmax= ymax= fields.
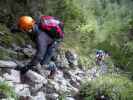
xmin=79 ymin=74 xmax=133 ymax=100
xmin=0 ymin=81 xmax=17 ymax=99
xmin=61 ymin=0 xmax=133 ymax=62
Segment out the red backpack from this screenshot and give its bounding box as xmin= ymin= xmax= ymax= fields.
xmin=39 ymin=16 xmax=64 ymax=39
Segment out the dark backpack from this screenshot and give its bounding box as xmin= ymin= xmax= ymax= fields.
xmin=39 ymin=16 xmax=64 ymax=39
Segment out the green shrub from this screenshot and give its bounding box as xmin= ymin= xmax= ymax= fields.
xmin=0 ymin=81 xmax=18 ymax=99
xmin=61 ymin=0 xmax=133 ymax=60
xmin=80 ymin=74 xmax=133 ymax=100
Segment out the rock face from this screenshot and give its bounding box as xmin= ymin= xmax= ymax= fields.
xmin=0 ymin=49 xmax=107 ymax=100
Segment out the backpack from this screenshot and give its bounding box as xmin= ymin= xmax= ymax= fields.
xmin=39 ymin=16 xmax=64 ymax=39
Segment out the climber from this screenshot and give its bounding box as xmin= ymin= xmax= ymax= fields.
xmin=96 ymin=50 xmax=105 ymax=65
xmin=11 ymin=16 xmax=64 ymax=78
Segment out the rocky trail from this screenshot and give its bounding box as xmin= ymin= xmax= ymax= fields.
xmin=0 ymin=46 xmax=108 ymax=100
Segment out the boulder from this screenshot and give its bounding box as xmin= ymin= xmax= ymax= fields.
xmin=65 ymin=97 xmax=75 ymax=100
xmin=31 ymin=83 xmax=44 ymax=93
xmin=0 ymin=61 xmax=17 ymax=68
xmin=67 ymin=85 xmax=79 ymax=96
xmin=47 ymin=80 xmax=60 ymax=93
xmin=3 ymin=69 xmax=20 ymax=83
xmin=1 ymin=98 xmax=15 ymax=100
xmin=14 ymin=84 xmax=31 ymax=97
xmin=25 ymin=70 xmax=47 ymax=84
xmin=22 ymin=47 xmax=35 ymax=58
xmin=65 ymin=50 xmax=78 ymax=66
xmin=11 ymin=43 xmax=21 ymax=51
xmin=0 ymin=32 xmax=5 ymax=35
xmin=33 ymin=92 xmax=46 ymax=100
xmin=55 ymin=51 xmax=69 ymax=69
xmin=69 ymin=78 xmax=80 ymax=89
xmin=46 ymin=93 xmax=59 ymax=100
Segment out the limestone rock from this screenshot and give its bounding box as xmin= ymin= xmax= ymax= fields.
xmin=46 ymin=93 xmax=59 ymax=100
xmin=0 ymin=61 xmax=17 ymax=68
xmin=14 ymin=84 xmax=31 ymax=97
xmin=3 ymin=69 xmax=20 ymax=83
xmin=65 ymin=50 xmax=78 ymax=66
xmin=65 ymin=97 xmax=75 ymax=100
xmin=26 ymin=70 xmax=47 ymax=84
xmin=33 ymin=92 xmax=46 ymax=100
xmin=22 ymin=47 xmax=35 ymax=58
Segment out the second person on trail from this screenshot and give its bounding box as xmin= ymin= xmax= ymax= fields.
xmin=12 ymin=15 xmax=64 ymax=78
